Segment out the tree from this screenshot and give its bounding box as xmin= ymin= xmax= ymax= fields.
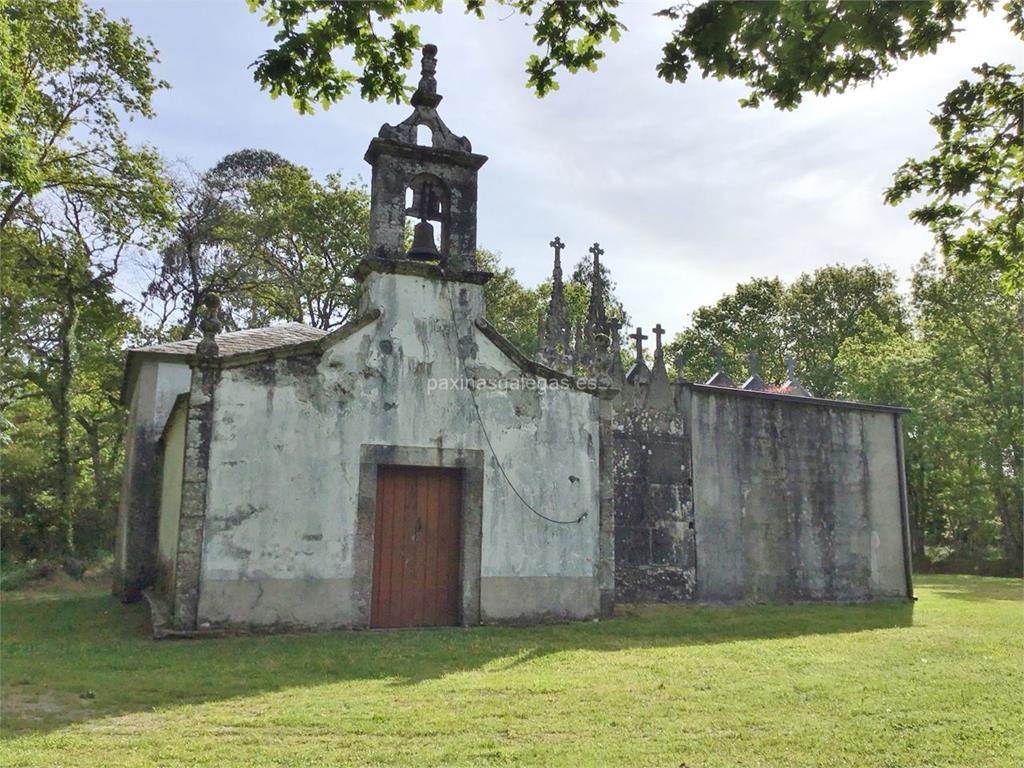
xmin=216 ymin=164 xmax=370 ymax=330
xmin=667 ymin=277 xmax=787 ymax=384
xmin=479 ymin=249 xmax=545 ymax=353
xmin=912 ymin=256 xmax=1022 ymax=561
xmin=0 ymin=0 xmax=168 ymax=228
xmin=783 ymin=264 xmax=906 ymax=398
xmin=146 ymin=153 xmax=370 ymax=335
xmin=1 ymin=225 xmax=143 ymax=557
xmin=0 ymin=0 xmax=172 ymax=556
xmin=143 ymin=149 xmax=294 ymax=339
xmin=885 ymin=64 xmax=1024 ymax=290
xmin=838 ymin=255 xmax=1022 ymax=563
xmin=666 ymin=264 xmax=904 ymax=397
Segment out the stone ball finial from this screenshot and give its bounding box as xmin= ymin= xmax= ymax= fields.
xmin=197 ymin=291 xmax=223 ymax=357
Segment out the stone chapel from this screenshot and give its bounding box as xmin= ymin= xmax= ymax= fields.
xmin=115 ymin=45 xmax=913 ymax=636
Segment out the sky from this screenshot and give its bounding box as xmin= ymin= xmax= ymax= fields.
xmin=105 ymin=0 xmax=1022 ymax=335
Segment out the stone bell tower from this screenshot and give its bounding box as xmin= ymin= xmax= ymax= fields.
xmin=364 ymin=44 xmax=488 ymax=273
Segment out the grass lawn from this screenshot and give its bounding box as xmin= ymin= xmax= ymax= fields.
xmin=1 ymin=575 xmax=1020 ymax=767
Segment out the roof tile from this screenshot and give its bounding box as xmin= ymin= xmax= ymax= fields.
xmin=131 ymin=322 xmax=326 ymax=357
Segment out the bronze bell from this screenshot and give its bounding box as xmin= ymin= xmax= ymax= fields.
xmin=407 ymin=219 xmax=441 ymax=261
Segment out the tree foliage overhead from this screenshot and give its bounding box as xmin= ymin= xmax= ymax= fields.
xmin=246 ymin=1 xmax=1022 ymax=287
xmin=885 ymin=63 xmax=1024 ymax=289
xmin=246 ymin=0 xmax=625 ymax=111
xmin=246 ymin=1 xmax=1020 ymax=111
xmin=657 ymin=0 xmax=1005 ymax=108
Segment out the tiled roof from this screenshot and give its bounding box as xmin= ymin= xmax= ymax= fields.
xmin=130 ymin=322 xmax=326 ymax=358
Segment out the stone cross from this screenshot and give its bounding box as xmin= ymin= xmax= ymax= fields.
xmin=748 ymin=350 xmax=760 ymax=376
xmin=713 ymin=344 xmax=723 ymax=371
xmin=785 ymin=354 xmax=797 ymax=380
xmin=652 ymin=323 xmax=666 ymax=353
xmin=674 ymin=353 xmax=688 ymax=380
xmin=608 ymin=315 xmax=622 ymax=340
xmin=549 ymin=236 xmax=564 ymax=259
xmin=630 ymin=327 xmax=648 ymax=359
xmin=589 ymin=242 xmax=604 ymax=268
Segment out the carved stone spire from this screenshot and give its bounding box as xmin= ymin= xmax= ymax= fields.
xmin=411 ymin=44 xmax=441 ymax=108
xmin=583 ymin=243 xmax=608 ymax=361
xmin=742 ymin=350 xmax=768 ymax=391
xmin=646 ymin=322 xmax=673 ymax=410
xmin=196 ymin=292 xmax=222 ymax=358
xmin=538 ymin=236 xmax=571 ymax=370
xmin=607 ymin=315 xmax=626 ymax=386
xmin=377 ymin=44 xmax=470 ymax=152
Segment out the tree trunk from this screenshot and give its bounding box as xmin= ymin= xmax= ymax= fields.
xmin=78 ymin=417 xmax=108 ymax=517
xmin=994 ymin=484 xmax=1023 ymax=563
xmin=55 ymin=273 xmax=80 ymax=555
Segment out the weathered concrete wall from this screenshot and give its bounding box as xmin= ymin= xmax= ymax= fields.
xmin=196 ymin=270 xmax=602 ymax=629
xmin=613 ymin=390 xmax=696 ymax=602
xmin=690 ymin=388 xmax=910 ymax=603
xmin=155 ymin=399 xmax=186 ymax=595
xmin=113 ymin=359 xmax=191 ymax=599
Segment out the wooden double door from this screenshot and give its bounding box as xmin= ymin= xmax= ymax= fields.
xmin=371 ymin=465 xmax=463 ymax=628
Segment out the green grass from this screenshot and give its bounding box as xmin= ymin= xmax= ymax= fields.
xmin=1 ymin=576 xmax=1021 ymax=767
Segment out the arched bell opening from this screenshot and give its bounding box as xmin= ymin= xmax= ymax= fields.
xmin=404 ymin=173 xmax=449 ymax=263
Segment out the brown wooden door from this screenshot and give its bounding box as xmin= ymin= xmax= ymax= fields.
xmin=371 ymin=465 xmax=462 ymax=628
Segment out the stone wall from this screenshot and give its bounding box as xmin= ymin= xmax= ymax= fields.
xmin=690 ymin=386 xmax=912 ymax=603
xmin=612 ymin=389 xmax=696 ymax=602
xmin=113 ymin=359 xmax=191 ymax=599
xmin=612 ymin=383 xmax=911 ymax=606
xmin=155 ymin=395 xmax=187 ymax=595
